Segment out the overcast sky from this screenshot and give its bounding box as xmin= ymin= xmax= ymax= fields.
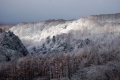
xmin=0 ymin=0 xmax=120 ymax=24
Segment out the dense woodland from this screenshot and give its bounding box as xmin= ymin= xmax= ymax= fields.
xmin=0 ymin=53 xmax=82 ymax=80
xmin=0 ymin=13 xmax=120 ymax=80
xmin=0 ymin=43 xmax=120 ymax=80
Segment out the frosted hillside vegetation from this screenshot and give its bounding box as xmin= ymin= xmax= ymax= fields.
xmin=0 ymin=13 xmax=120 ymax=80
xmin=10 ymin=13 xmax=120 ymax=54
xmin=0 ymin=28 xmax=28 ymax=63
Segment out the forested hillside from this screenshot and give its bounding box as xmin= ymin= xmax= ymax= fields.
xmin=0 ymin=13 xmax=120 ymax=80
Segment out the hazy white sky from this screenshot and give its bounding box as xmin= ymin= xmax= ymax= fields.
xmin=0 ymin=0 xmax=120 ymax=24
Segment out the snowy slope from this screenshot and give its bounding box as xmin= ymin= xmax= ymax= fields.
xmin=0 ymin=28 xmax=28 ymax=62
xmin=9 ymin=13 xmax=120 ymax=54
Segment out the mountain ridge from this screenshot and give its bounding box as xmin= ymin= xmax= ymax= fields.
xmin=0 ymin=13 xmax=120 ymax=80
xmin=9 ymin=13 xmax=120 ymax=54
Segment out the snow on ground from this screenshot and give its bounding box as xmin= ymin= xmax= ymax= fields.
xmin=10 ymin=13 xmax=120 ymax=54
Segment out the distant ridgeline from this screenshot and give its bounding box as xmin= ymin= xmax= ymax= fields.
xmin=89 ymin=13 xmax=120 ymax=23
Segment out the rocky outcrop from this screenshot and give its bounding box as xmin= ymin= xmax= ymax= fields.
xmin=0 ymin=28 xmax=28 ymax=62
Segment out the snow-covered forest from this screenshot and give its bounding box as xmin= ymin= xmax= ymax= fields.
xmin=0 ymin=13 xmax=120 ymax=80
xmin=10 ymin=13 xmax=120 ymax=54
